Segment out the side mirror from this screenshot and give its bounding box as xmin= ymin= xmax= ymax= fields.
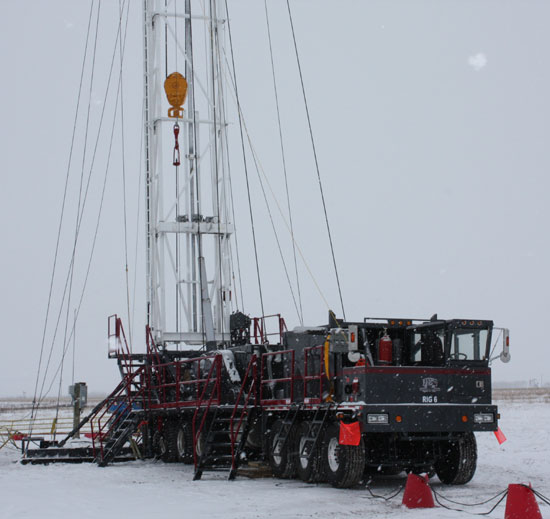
xmin=500 ymin=328 xmax=511 ymax=363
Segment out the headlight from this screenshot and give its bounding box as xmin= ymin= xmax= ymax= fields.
xmin=367 ymin=413 xmax=389 ymax=424
xmin=473 ymin=413 xmax=494 ymax=424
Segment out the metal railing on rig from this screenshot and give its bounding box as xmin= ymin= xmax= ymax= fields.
xmin=260 ymin=349 xmax=295 ymax=405
xmin=304 ymin=345 xmax=326 ymax=404
xmin=147 ymin=355 xmax=223 ymax=409
xmin=108 ymin=314 xmax=137 ymax=386
xmin=252 ymin=314 xmax=287 ymax=345
xmin=91 ymin=366 xmax=146 ymax=463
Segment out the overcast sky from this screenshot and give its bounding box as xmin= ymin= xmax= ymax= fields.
xmin=1 ymin=0 xmax=549 ymax=397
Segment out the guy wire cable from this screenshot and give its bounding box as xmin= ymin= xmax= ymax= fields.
xmin=286 ymin=0 xmax=346 ymax=320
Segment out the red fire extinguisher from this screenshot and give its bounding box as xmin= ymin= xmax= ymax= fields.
xmin=378 ymin=330 xmax=393 ymax=365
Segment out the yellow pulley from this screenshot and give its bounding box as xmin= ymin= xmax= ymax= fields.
xmin=164 ymin=72 xmax=188 ymax=119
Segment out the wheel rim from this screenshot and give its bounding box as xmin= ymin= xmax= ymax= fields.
xmin=195 ymin=433 xmax=203 ymax=457
xmin=159 ymin=435 xmax=167 ymax=456
xmin=327 ymin=437 xmax=340 ymax=472
xmin=177 ymin=428 xmax=186 ymax=457
xmin=299 ymin=436 xmax=308 ymax=469
xmin=272 ymin=435 xmax=283 ymax=466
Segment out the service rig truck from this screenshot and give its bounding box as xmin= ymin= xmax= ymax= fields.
xmin=25 ymin=312 xmax=509 ymax=489
xmin=22 ymin=0 xmax=511 ymax=489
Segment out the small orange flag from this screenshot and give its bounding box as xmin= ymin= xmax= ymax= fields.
xmin=339 ymin=421 xmax=361 ymax=446
xmin=494 ymin=427 xmax=507 ymax=444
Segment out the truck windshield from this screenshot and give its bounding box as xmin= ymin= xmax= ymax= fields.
xmin=449 ymin=329 xmax=489 ymax=361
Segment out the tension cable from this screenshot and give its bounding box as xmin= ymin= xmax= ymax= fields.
xmin=31 ymin=0 xmax=97 ymax=423
xmin=225 ymin=0 xmax=266 ymax=320
xmin=286 ymin=0 xmax=346 ymax=320
xmin=264 ymin=0 xmax=303 ymax=325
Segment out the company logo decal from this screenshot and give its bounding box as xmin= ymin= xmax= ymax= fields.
xmin=420 ymin=377 xmax=441 ymax=393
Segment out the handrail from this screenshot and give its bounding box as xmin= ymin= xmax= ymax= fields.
xmin=108 ymin=314 xmax=134 ymax=387
xmin=57 ymin=388 xmax=124 ymax=448
xmin=252 ymin=314 xmax=287 ymax=345
xmin=147 ymin=354 xmax=222 ymax=408
xmin=229 ymin=355 xmax=257 ymax=468
xmin=91 ymin=366 xmax=146 ymax=463
xmin=191 ymin=355 xmax=222 ymax=467
xmin=304 ymin=345 xmax=325 ymax=403
xmin=72 ymin=376 xmax=128 ymax=453
xmin=146 ymin=325 xmax=167 ymax=403
xmin=260 ymin=349 xmax=295 ymax=404
xmin=95 ymin=377 xmax=145 ymax=462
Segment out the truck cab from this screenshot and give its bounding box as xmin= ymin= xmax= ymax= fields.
xmin=273 ymin=315 xmax=501 ymax=484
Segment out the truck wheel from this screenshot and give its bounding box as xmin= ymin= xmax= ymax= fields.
xmin=435 ymin=432 xmax=477 ymax=485
xmin=194 ymin=430 xmax=206 ymax=459
xmin=322 ymin=423 xmax=365 ymax=488
xmin=163 ymin=421 xmax=178 ymax=462
xmin=268 ymin=419 xmax=297 ymax=479
xmin=152 ymin=430 xmax=167 ymax=460
xmin=176 ymin=422 xmax=194 ymax=464
xmin=296 ymin=421 xmax=324 ymax=483
xmin=139 ymin=423 xmax=152 ymax=458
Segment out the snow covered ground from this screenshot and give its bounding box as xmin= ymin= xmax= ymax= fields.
xmin=0 ymin=398 xmax=548 ymax=519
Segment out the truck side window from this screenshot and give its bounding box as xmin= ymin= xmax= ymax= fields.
xmin=410 ymin=329 xmax=445 ymax=366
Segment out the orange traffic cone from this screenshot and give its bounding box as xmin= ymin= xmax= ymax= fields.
xmin=505 ymin=484 xmax=542 ymax=519
xmin=402 ymin=473 xmax=435 ymax=509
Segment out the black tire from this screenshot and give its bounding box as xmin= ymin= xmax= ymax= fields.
xmin=435 ymin=432 xmax=477 ymax=485
xmin=152 ymin=430 xmax=167 ymax=460
xmin=194 ymin=429 xmax=206 ymax=460
xmin=295 ymin=421 xmax=324 ymax=483
xmin=268 ymin=419 xmax=298 ymax=479
xmin=162 ymin=420 xmax=178 ymax=462
xmin=139 ymin=423 xmax=153 ymax=458
xmin=176 ymin=422 xmax=194 ymax=464
xmin=322 ymin=423 xmax=365 ymax=488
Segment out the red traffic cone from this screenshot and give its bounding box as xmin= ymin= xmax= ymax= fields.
xmin=505 ymin=484 xmax=542 ymax=519
xmin=402 ymin=473 xmax=435 ymax=509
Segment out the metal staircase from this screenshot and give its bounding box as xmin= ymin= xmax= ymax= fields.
xmin=193 ymin=355 xmax=258 ymax=481
xmin=93 ymin=367 xmax=147 ymax=466
xmin=297 ymin=404 xmax=332 ymax=467
xmin=96 ymin=412 xmax=141 ymax=466
xmin=22 ymin=371 xmax=144 ymax=465
xmin=270 ymin=403 xmax=302 ymax=462
xmin=23 ymin=318 xmax=147 ymax=466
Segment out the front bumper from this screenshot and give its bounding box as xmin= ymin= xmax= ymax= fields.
xmin=357 ymin=403 xmax=498 ymax=433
